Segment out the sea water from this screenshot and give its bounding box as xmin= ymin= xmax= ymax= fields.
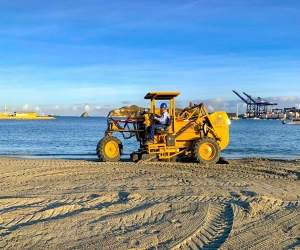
xmin=0 ymin=117 xmax=299 ymax=160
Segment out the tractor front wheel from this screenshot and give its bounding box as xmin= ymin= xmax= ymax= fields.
xmin=192 ymin=137 xmax=220 ymax=164
xmin=96 ymin=136 xmax=123 ymax=162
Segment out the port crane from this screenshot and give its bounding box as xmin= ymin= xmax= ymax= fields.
xmin=232 ymin=90 xmax=277 ymax=118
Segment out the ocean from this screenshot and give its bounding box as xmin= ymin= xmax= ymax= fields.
xmin=0 ymin=117 xmax=299 ymax=160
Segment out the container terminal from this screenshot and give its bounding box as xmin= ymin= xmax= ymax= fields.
xmin=231 ymin=90 xmax=299 ymax=120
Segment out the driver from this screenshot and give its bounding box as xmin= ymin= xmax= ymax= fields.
xmin=146 ymin=103 xmax=170 ymax=144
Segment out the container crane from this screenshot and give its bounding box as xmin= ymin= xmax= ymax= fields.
xmin=232 ymin=90 xmax=277 ymax=118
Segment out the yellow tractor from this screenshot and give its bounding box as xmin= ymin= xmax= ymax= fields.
xmin=96 ymin=92 xmax=230 ymax=164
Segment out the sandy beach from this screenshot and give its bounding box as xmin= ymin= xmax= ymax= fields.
xmin=0 ymin=157 xmax=299 ymax=249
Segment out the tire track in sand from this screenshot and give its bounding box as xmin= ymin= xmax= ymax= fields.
xmin=0 ymin=158 xmax=299 ymax=249
xmin=0 ymin=194 xmax=121 ymax=237
xmin=170 ymin=203 xmax=234 ymax=250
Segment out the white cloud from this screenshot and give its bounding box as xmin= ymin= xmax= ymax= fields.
xmin=192 ymin=98 xmax=226 ymax=113
xmin=209 ymin=98 xmax=225 ymax=107
xmin=207 ymin=105 xmax=214 ymax=112
xmin=84 ymin=105 xmax=90 ymax=111
xmin=71 ymin=103 xmax=103 ymax=113
xmin=22 ymin=104 xmax=30 ymax=110
xmin=268 ymin=96 xmax=300 ymax=109
xmin=34 ymin=106 xmax=40 ymax=111
xmin=273 ymin=96 xmax=297 ymax=102
xmin=54 ymin=105 xmax=60 ymax=110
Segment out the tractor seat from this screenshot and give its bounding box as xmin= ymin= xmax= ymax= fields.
xmin=155 ymin=116 xmax=173 ymax=134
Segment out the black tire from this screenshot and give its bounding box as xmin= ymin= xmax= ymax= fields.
xmin=96 ymin=136 xmax=123 ymax=162
xmin=192 ymin=137 xmax=220 ymax=164
xmin=96 ymin=137 xmax=104 ymax=149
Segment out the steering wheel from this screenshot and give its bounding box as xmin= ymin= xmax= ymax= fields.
xmin=148 ymin=113 xmax=156 ymax=121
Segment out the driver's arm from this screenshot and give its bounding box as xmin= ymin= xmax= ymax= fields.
xmin=155 ymin=112 xmax=168 ymax=124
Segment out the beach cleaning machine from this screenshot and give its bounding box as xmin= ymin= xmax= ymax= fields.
xmin=96 ymin=92 xmax=230 ymax=164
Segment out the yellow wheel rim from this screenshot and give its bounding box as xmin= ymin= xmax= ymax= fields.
xmin=199 ymin=142 xmax=216 ymax=161
xmin=104 ymin=141 xmax=119 ymax=158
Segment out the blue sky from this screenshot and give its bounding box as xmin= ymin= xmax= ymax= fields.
xmin=0 ymin=0 xmax=299 ymax=116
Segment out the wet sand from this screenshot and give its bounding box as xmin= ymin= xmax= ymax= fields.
xmin=0 ymin=158 xmax=300 ymax=249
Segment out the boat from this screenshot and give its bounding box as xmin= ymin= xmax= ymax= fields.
xmin=48 ymin=113 xmax=57 ymax=117
xmin=282 ymin=118 xmax=300 ymax=125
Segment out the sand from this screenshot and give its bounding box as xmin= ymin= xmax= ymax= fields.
xmin=0 ymin=157 xmax=299 ymax=249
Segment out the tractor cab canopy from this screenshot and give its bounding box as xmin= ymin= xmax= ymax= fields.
xmin=144 ymin=92 xmax=180 ymax=116
xmin=144 ymin=92 xmax=180 ymax=100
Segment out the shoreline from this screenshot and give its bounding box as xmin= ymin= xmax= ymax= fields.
xmin=0 ymin=116 xmax=55 ymax=120
xmin=0 ymin=154 xmax=299 ymax=161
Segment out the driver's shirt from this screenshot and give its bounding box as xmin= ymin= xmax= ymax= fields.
xmin=154 ymin=110 xmax=170 ymax=125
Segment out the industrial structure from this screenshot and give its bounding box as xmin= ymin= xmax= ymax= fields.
xmin=232 ymin=90 xmax=278 ymax=118
xmin=283 ymin=107 xmax=300 ymax=120
xmin=0 ymin=107 xmax=55 ymax=120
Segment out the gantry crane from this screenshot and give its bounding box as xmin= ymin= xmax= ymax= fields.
xmin=232 ymin=90 xmax=277 ymax=117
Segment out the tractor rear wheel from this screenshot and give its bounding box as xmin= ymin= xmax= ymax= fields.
xmin=192 ymin=137 xmax=220 ymax=164
xmin=96 ymin=136 xmax=123 ymax=162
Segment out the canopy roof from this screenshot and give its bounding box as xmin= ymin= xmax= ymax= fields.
xmin=144 ymin=92 xmax=180 ymax=100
